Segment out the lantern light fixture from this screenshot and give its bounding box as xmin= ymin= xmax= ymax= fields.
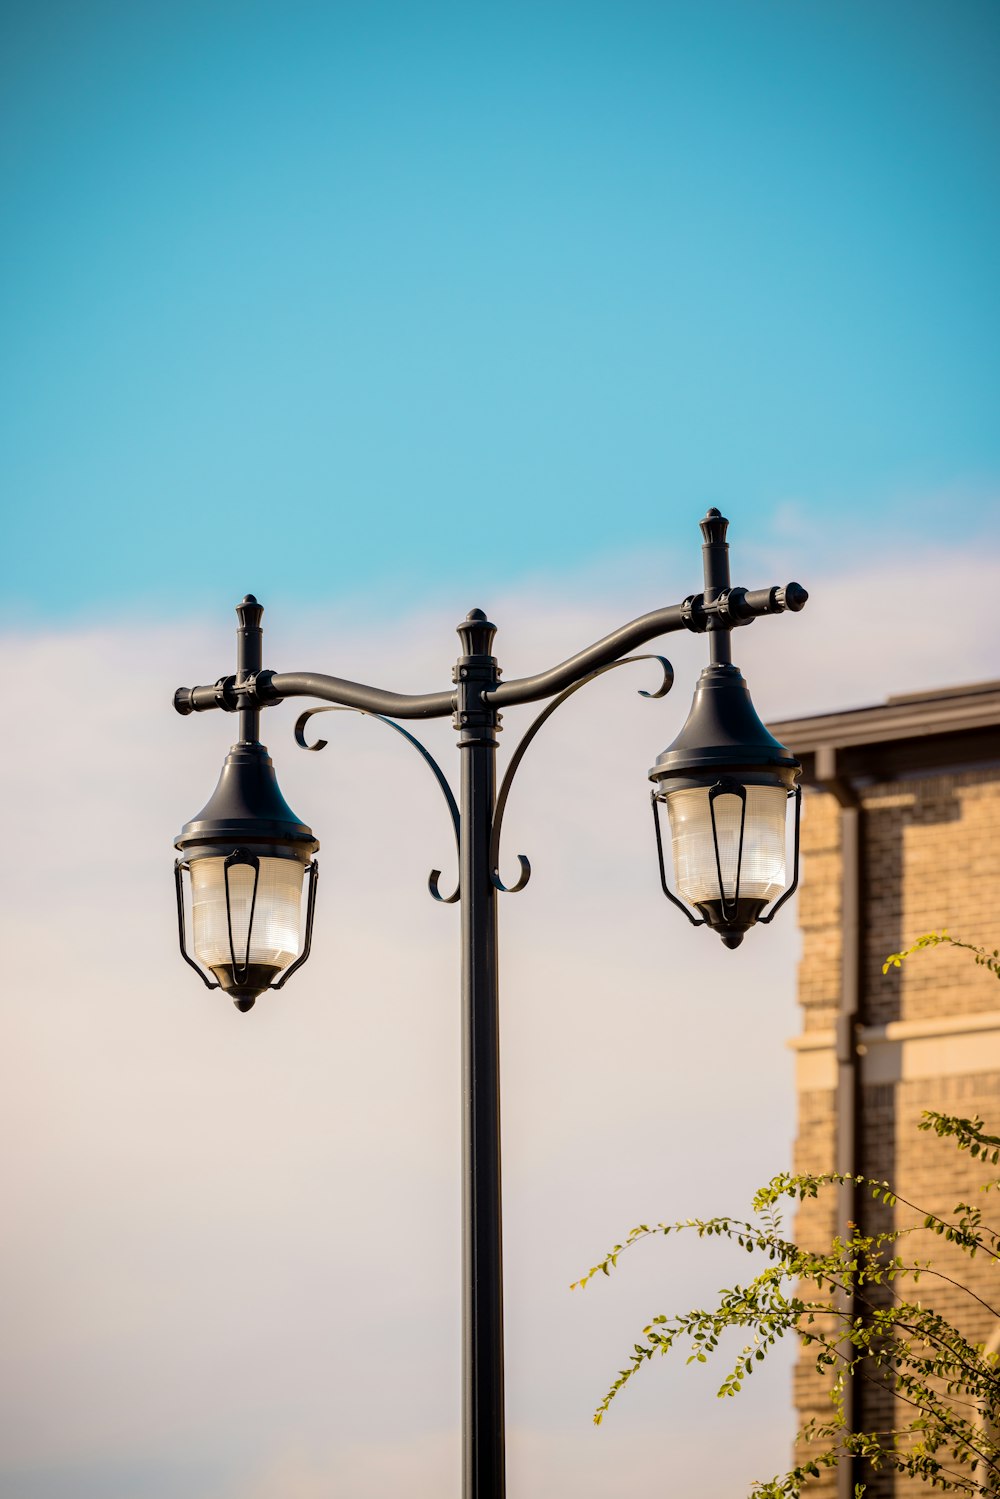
xmin=174 ymin=741 xmax=319 ymax=1010
xmin=648 ymin=509 xmax=803 ymax=946
xmin=174 ymin=596 xmax=319 ymax=1011
xmin=648 ymin=663 xmax=802 ymax=946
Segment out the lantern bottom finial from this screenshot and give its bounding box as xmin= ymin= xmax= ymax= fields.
xmin=209 ymin=961 xmax=283 ymax=1013
xmin=693 ymin=896 xmax=768 ymax=949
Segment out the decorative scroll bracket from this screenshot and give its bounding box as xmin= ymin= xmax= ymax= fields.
xmin=489 ymin=654 xmax=674 ymax=894
xmin=293 ymin=704 xmax=462 ymax=904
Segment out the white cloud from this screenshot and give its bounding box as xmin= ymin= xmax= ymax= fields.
xmin=1 ymin=537 xmax=993 ymax=1496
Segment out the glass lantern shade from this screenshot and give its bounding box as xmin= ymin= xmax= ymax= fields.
xmin=665 ymin=783 xmax=788 ymax=907
xmin=652 ymin=777 xmax=799 ymax=947
xmin=191 ymin=854 xmax=305 ymax=992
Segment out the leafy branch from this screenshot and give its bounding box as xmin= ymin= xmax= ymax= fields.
xmin=577 ymin=936 xmax=1000 ymax=1495
xmin=883 ymin=932 xmax=1000 ymax=985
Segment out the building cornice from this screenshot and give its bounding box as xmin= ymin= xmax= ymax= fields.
xmin=768 ymin=680 xmax=1000 ymax=783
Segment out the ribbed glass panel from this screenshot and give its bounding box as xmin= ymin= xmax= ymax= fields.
xmin=191 ymin=856 xmax=304 ymax=972
xmin=666 ymin=785 xmax=787 ymax=906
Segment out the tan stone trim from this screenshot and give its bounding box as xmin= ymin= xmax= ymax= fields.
xmin=788 ymin=1013 xmax=1000 ymax=1091
xmin=859 ymin=1011 xmax=1000 ymax=1045
xmin=789 ymin=1030 xmax=837 ymax=1051
xmin=859 ymin=1012 xmax=1000 ymax=1085
xmin=787 ymin=1030 xmax=838 ymax=1092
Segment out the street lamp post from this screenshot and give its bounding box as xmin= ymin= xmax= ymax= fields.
xmin=172 ymin=509 xmax=807 ymax=1499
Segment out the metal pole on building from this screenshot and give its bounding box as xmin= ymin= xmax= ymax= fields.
xmin=815 ymin=745 xmax=863 ymax=1499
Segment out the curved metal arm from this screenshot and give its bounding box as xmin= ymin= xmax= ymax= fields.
xmin=174 ymin=579 xmax=806 ymax=719
xmin=489 ymin=654 xmax=673 ymax=894
xmin=486 ymin=582 xmax=805 ymax=708
xmin=176 ymin=670 xmax=453 ymax=719
xmin=294 ymin=705 xmax=461 ymax=904
xmin=266 ymin=671 xmax=454 ymax=720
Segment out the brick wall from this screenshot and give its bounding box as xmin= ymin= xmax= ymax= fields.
xmin=792 ymin=765 xmax=1000 ymax=1496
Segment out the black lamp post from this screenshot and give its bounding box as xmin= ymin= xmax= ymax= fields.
xmin=173 ymin=509 xmax=807 ymax=1499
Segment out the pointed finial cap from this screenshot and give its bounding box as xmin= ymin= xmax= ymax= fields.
xmin=699 ymin=509 xmax=729 ymax=546
xmin=236 ymin=595 xmax=264 ymax=629
xmin=456 ymin=608 xmax=497 ymax=656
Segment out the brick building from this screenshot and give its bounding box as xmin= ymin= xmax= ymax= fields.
xmin=769 ymin=681 xmax=1000 ymax=1498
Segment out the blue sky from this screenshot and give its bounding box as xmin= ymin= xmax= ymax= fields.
xmin=2 ymin=0 xmax=998 ymax=627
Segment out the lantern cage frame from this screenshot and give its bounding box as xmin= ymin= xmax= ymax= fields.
xmin=650 ymin=776 xmax=802 ymax=946
xmin=174 ymin=849 xmax=319 ymax=1010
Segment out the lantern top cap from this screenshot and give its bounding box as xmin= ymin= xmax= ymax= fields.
xmin=175 ymin=741 xmax=318 ymax=861
xmin=649 ymin=663 xmax=800 ymax=787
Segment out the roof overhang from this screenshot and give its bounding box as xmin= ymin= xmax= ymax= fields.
xmin=767 ymin=681 xmax=1000 ymax=786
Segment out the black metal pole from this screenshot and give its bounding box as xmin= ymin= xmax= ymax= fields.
xmin=235 ymin=593 xmax=264 ymax=743
xmin=700 ymin=508 xmax=733 ymax=667
xmin=454 ymin=608 xmax=506 ymax=1499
